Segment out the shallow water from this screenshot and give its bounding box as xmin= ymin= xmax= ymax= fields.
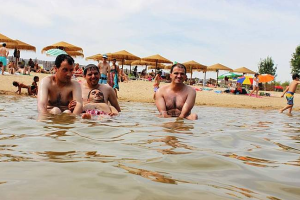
xmin=0 ymin=95 xmax=299 ymax=200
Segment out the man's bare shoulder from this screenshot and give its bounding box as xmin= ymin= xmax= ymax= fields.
xmin=71 ymin=79 xmax=81 ymax=87
xmin=98 ymin=84 xmax=113 ymax=91
xmin=186 ymin=85 xmax=196 ymax=92
xmin=40 ymin=75 xmax=53 ymax=84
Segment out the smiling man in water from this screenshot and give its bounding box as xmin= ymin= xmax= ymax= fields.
xmin=155 ymin=63 xmax=198 ymax=120
xmin=38 ymin=54 xmax=83 ymax=115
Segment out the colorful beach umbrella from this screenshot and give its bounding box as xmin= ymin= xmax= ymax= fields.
xmin=237 ymin=76 xmax=253 ymax=85
xmin=258 ymin=74 xmax=274 ymax=83
xmin=45 ymin=49 xmax=67 ymax=57
xmin=218 ymin=72 xmax=241 ymax=79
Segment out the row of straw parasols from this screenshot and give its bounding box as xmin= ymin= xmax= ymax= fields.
xmin=1 ymin=32 xmax=256 ymax=81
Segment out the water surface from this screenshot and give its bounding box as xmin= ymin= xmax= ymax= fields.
xmin=0 ymin=95 xmax=299 ymax=200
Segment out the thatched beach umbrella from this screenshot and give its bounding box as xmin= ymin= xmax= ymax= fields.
xmin=142 ymin=54 xmax=172 ymax=74
xmin=6 ymin=39 xmax=36 ymax=52
xmin=233 ymin=67 xmax=255 ymax=75
xmin=183 ymin=60 xmax=207 ymax=79
xmin=148 ymin=64 xmax=165 ymax=70
xmin=207 ymin=63 xmax=233 ymax=86
xmin=41 ymin=41 xmax=83 ymax=53
xmin=0 ymin=33 xmax=17 ymax=44
xmin=110 ymin=50 xmax=140 ymax=70
xmin=66 ymin=51 xmax=84 ymax=58
xmin=131 ymin=60 xmax=156 ymax=72
xmin=85 ymin=54 xmax=103 ymax=61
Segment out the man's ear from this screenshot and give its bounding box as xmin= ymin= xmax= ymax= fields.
xmin=54 ymin=65 xmax=58 ymax=72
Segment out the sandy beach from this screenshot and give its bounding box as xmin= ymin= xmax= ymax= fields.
xmin=0 ymin=72 xmax=296 ymax=111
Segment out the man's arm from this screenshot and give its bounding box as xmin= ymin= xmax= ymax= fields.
xmin=107 ymin=87 xmax=121 ymax=112
xmin=179 ymin=88 xmax=196 ymax=118
xmin=37 ymin=77 xmax=50 ymax=114
xmin=155 ymin=88 xmax=170 ymax=117
xmin=72 ymin=81 xmax=83 ymax=115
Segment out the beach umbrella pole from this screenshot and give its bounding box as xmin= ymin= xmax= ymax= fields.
xmin=203 ymin=71 xmax=206 ymax=86
xmin=216 ymin=70 xmax=219 ymax=87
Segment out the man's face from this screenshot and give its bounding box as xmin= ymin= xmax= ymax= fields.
xmin=89 ymin=89 xmax=104 ymax=103
xmin=55 ymin=60 xmax=74 ymax=83
xmin=84 ymin=68 xmax=100 ymax=87
xmin=170 ymin=67 xmax=186 ymax=84
xmin=103 ymin=57 xmax=107 ymax=63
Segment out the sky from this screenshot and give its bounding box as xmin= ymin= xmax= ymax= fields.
xmin=1 ymin=0 xmax=300 ymax=82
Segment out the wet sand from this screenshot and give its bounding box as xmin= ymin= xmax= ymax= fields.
xmin=0 ymin=72 xmax=295 ymax=111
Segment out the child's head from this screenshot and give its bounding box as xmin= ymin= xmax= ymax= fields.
xmin=13 ymin=81 xmax=19 ymax=87
xmin=254 ymin=73 xmax=259 ymax=77
xmin=292 ymin=73 xmax=300 ymax=80
xmin=33 ymin=76 xmax=39 ymax=82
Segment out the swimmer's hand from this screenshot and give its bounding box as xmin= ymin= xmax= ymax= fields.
xmin=68 ymin=100 xmax=77 ymax=112
xmin=108 ymin=112 xmax=118 ymax=117
xmin=82 ymin=113 xmax=92 ymax=119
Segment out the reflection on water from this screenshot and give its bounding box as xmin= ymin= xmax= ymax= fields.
xmin=0 ymin=95 xmax=300 ymax=199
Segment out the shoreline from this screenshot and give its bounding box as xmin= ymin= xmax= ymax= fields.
xmin=0 ymin=73 xmax=297 ymax=111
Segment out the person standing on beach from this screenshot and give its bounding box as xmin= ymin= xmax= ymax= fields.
xmin=249 ymin=73 xmax=260 ymax=97
xmin=155 ymin=63 xmax=198 ymax=120
xmin=109 ymin=58 xmax=120 ymax=98
xmin=279 ymin=73 xmax=300 ymax=114
xmin=98 ymin=54 xmax=110 ymax=84
xmin=0 ymin=43 xmax=9 ymax=75
xmin=70 ymin=64 xmax=121 ymax=112
xmin=38 ymin=54 xmax=83 ymax=115
xmin=153 ymin=71 xmax=162 ymax=100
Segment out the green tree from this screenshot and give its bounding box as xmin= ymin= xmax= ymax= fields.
xmin=258 ymin=56 xmax=277 ymax=76
xmin=282 ymin=81 xmax=290 ymax=87
xmin=291 ymin=45 xmax=300 ymax=74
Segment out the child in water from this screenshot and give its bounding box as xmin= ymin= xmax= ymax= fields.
xmin=279 ymin=73 xmax=300 ymax=114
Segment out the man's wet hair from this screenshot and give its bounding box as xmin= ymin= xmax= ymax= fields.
xmin=292 ymin=73 xmax=300 ymax=80
xmin=2 ymin=43 xmax=6 ymax=47
xmin=0 ymin=61 xmax=2 ymax=65
xmin=55 ymin=54 xmax=74 ymax=68
xmin=170 ymin=63 xmax=186 ymax=74
xmin=12 ymin=81 xmax=19 ymax=87
xmin=33 ymin=76 xmax=39 ymax=81
xmin=83 ymin=64 xmax=99 ymax=76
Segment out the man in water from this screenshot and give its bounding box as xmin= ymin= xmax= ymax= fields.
xmin=98 ymin=54 xmax=110 ymax=84
xmin=82 ymin=88 xmax=119 ymax=119
xmin=155 ymin=63 xmax=198 ymax=120
xmin=0 ymin=43 xmax=9 ymax=75
xmin=38 ymin=54 xmax=83 ymax=115
xmin=72 ymin=64 xmax=121 ymax=112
